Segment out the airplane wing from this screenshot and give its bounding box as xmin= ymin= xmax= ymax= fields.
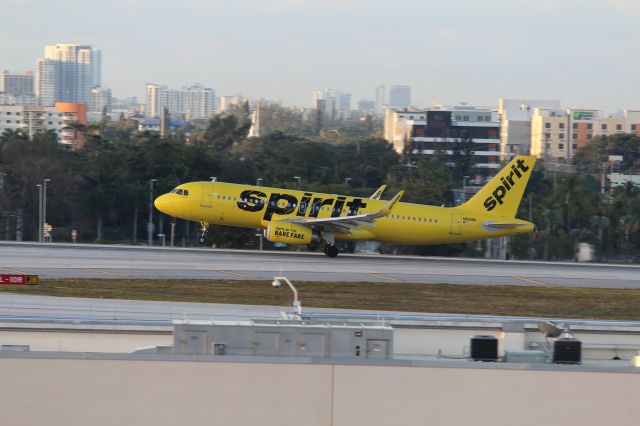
xmin=282 ymin=190 xmax=404 ymax=234
xmin=370 ymin=185 xmax=387 ymax=200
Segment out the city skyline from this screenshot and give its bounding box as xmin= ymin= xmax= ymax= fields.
xmin=2 ymin=0 xmax=640 ymax=112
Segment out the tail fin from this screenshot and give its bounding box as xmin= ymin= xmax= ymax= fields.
xmin=461 ymin=156 xmax=536 ymax=217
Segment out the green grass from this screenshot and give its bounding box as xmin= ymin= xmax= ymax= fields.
xmin=1 ymin=278 xmax=640 ymax=320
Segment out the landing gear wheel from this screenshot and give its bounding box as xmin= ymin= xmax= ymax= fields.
xmin=198 ymin=235 xmax=207 ymax=245
xmin=324 ymin=244 xmax=339 ymax=258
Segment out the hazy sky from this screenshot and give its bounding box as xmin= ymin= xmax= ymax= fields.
xmin=2 ymin=0 xmax=639 ymax=111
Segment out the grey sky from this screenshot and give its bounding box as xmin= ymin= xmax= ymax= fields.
xmin=2 ymin=0 xmax=639 ymax=111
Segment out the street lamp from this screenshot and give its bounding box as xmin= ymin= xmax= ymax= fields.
xmin=293 ymin=176 xmax=301 ymax=188
xmin=256 ymin=177 xmax=264 ymax=187
xmin=462 ymin=175 xmax=469 ymax=203
xmin=148 ymin=178 xmax=157 ymax=246
xmin=36 ymin=184 xmax=42 ymax=242
xmin=345 ymin=177 xmax=352 ymax=186
xmin=43 ymin=178 xmax=50 ymax=242
xmin=271 ymin=276 xmax=302 ymax=315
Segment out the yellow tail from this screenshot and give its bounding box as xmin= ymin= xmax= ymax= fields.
xmin=462 ymin=156 xmax=536 ymax=218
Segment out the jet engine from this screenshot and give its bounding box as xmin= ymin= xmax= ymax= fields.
xmin=264 ymin=222 xmax=321 ymax=245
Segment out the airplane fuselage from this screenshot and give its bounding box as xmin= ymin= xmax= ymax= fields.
xmin=156 ymin=182 xmax=533 ymax=245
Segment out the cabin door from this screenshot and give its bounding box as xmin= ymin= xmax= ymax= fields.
xmin=200 ymin=182 xmax=213 ymax=208
xmin=450 ymin=213 xmax=462 ymax=235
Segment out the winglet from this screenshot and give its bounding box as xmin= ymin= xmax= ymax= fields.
xmin=373 ymin=190 xmax=404 ymax=218
xmin=370 ymin=185 xmax=387 ymax=200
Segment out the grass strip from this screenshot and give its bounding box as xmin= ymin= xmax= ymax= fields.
xmin=1 ymin=279 xmax=639 ymax=320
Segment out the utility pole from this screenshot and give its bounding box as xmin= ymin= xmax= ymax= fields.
xmin=148 ymin=178 xmax=157 ymax=245
xmin=43 ymin=178 xmax=50 ymax=242
xmin=36 ymin=184 xmax=42 ymax=242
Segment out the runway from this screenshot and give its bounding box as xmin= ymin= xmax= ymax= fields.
xmin=0 ymin=242 xmax=639 ymax=288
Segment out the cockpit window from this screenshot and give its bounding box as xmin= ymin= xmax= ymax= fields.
xmin=170 ymin=187 xmax=189 ymax=197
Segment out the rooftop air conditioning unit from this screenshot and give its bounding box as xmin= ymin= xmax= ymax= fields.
xmin=470 ymin=335 xmax=498 ymax=361
xmin=553 ymin=338 xmax=581 ymax=365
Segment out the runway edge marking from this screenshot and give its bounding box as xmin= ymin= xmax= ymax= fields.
xmin=215 ymin=270 xmax=259 ymax=279
xmin=85 ymin=268 xmax=129 ymax=277
xmin=513 ymin=275 xmax=547 ymax=286
xmin=361 ymin=272 xmax=403 ymax=282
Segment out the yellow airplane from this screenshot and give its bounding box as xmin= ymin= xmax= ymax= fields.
xmin=154 ymin=156 xmax=536 ymax=257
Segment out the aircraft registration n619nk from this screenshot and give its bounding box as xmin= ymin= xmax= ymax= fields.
xmin=154 ymin=156 xmax=536 ymax=258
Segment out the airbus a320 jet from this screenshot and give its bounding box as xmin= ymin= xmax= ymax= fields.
xmin=154 ymin=156 xmax=536 ymax=258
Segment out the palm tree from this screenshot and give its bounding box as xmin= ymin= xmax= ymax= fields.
xmin=0 ymin=128 xmax=28 ymax=144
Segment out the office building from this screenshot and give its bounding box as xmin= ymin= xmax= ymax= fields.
xmin=385 ymin=105 xmax=501 ymax=175
xmin=312 ymin=89 xmax=351 ymax=118
xmin=357 ymin=99 xmax=375 ymax=114
xmin=388 ymin=85 xmax=411 ymax=109
xmin=498 ymin=99 xmax=562 ymax=159
xmin=89 ymin=86 xmax=112 ymax=113
xmin=1 ymin=71 xmax=35 ymax=96
xmin=375 ymin=85 xmax=386 ymax=114
xmin=530 ymin=108 xmax=628 ymax=161
xmin=146 ymin=83 xmax=216 ymax=119
xmin=36 ymin=44 xmax=102 ymax=105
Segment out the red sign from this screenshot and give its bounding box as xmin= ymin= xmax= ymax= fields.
xmin=0 ymin=274 xmax=38 ymax=285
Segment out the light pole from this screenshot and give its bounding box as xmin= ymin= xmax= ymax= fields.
xmin=36 ymin=184 xmax=43 ymax=242
xmin=462 ymin=175 xmax=469 ymax=204
xmin=148 ymin=178 xmax=157 ymax=246
xmin=255 ymin=178 xmax=264 ymax=249
xmin=272 ymin=276 xmax=302 ymax=315
xmin=293 ymin=176 xmax=301 ymax=188
xmin=43 ymin=178 xmax=50 ymax=242
xmin=345 ymin=177 xmax=352 ymax=187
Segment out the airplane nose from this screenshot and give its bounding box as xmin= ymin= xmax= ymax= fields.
xmin=154 ymin=194 xmax=174 ymax=215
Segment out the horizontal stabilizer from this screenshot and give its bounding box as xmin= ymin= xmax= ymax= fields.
xmin=483 ymin=221 xmax=530 ymax=229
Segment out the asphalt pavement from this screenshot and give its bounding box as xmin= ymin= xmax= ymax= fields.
xmin=0 ymin=241 xmax=639 ymax=288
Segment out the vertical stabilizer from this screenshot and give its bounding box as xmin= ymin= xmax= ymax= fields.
xmin=461 ymin=156 xmax=536 ymax=217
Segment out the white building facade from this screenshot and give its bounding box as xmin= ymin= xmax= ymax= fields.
xmin=385 ymin=105 xmax=501 ymax=175
xmin=89 ymin=86 xmax=112 ymax=113
xmin=0 ymin=104 xmax=80 ymax=144
xmin=146 ymin=83 xmax=216 ymax=119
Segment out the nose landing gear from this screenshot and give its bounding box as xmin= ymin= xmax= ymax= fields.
xmin=199 ymin=222 xmax=209 ymax=245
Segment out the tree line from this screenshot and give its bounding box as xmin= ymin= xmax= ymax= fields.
xmin=0 ymin=112 xmax=638 ymax=261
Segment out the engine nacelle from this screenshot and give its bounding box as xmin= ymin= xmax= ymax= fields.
xmin=264 ymin=222 xmax=321 ymax=245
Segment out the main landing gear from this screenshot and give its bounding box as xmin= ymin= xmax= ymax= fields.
xmin=322 ymin=231 xmax=338 ymax=258
xmin=323 ymin=244 xmax=339 ymax=258
xmin=198 ymin=221 xmax=209 ymax=245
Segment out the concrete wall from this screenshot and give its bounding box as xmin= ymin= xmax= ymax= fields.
xmin=0 ymin=330 xmax=173 ymax=353
xmin=1 ymin=356 xmax=639 ymax=426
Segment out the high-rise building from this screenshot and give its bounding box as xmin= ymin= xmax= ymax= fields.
xmin=146 ymin=83 xmax=216 ymax=119
xmin=1 ymin=71 xmax=35 ymax=96
xmin=36 ymin=44 xmax=101 ymax=105
xmin=375 ymin=85 xmax=386 ymax=114
xmin=357 ymin=99 xmax=375 ymax=114
xmin=389 ymin=85 xmax=411 ymax=109
xmin=89 ymin=86 xmax=112 ymax=113
xmin=181 ymin=84 xmax=216 ymax=119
